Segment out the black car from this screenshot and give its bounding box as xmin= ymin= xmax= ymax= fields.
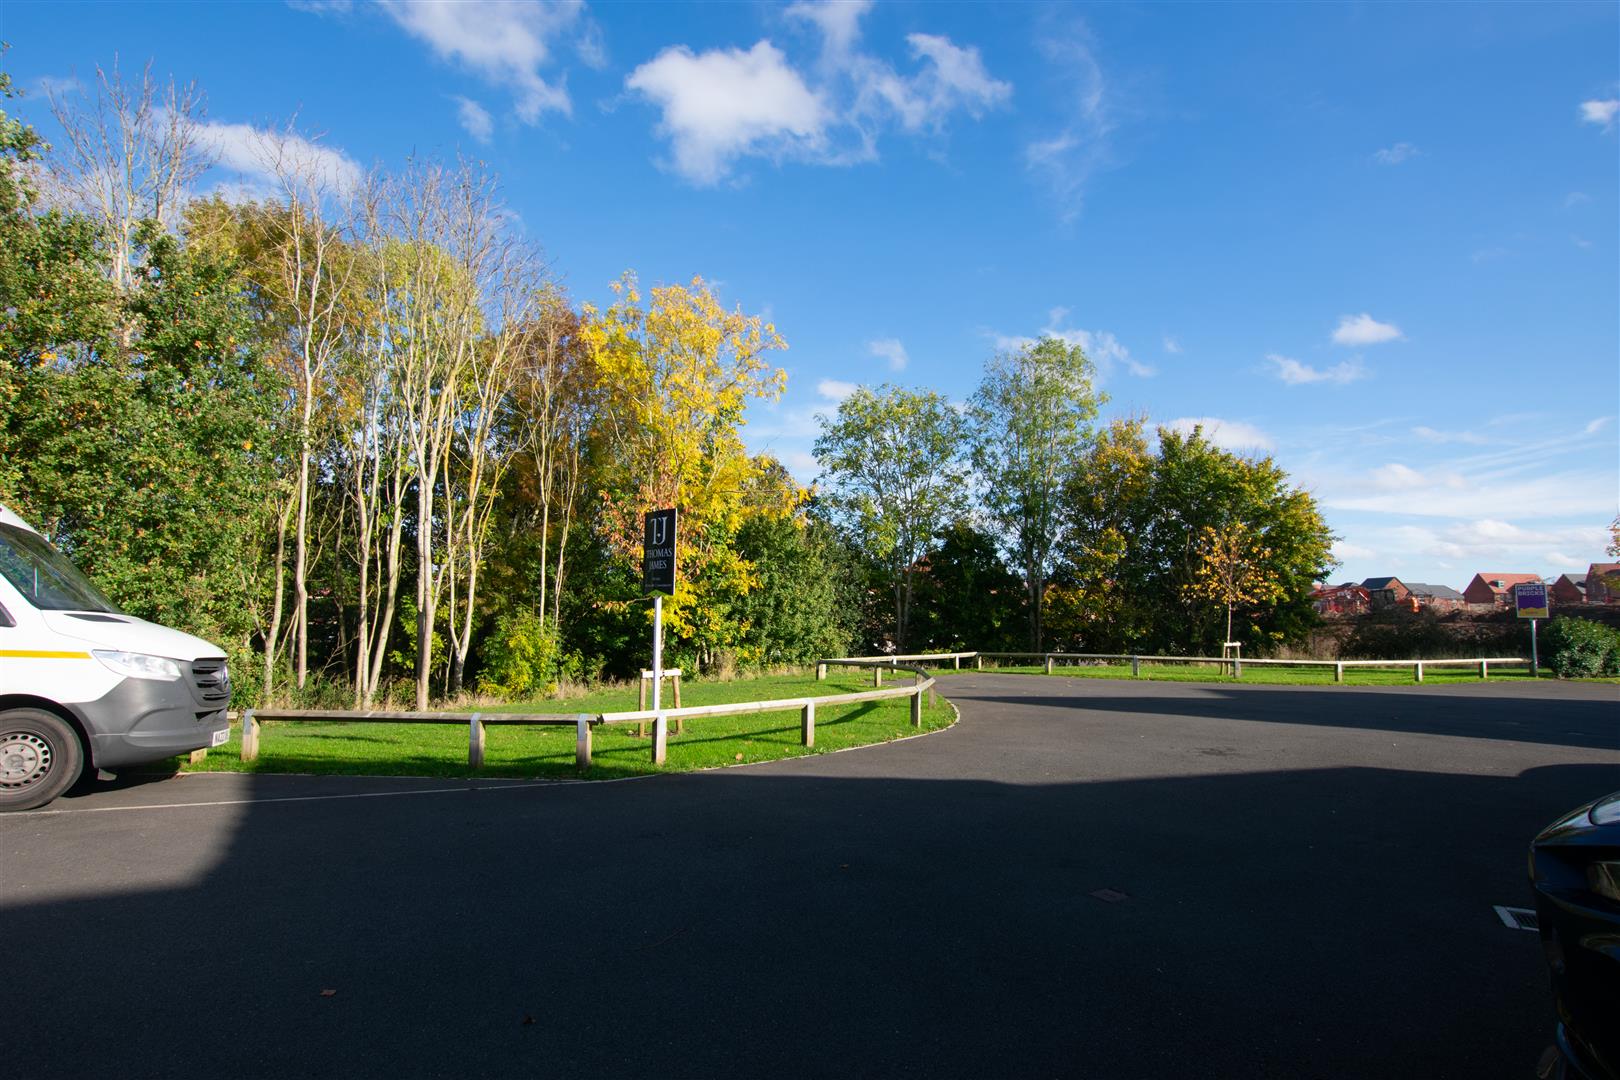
xmin=1531 ymin=791 xmax=1620 ymax=1080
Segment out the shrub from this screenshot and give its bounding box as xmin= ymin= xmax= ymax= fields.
xmin=1542 ymin=617 xmax=1620 ymax=678
xmin=478 ymin=610 xmax=563 ymax=699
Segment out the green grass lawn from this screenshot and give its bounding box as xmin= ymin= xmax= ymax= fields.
xmin=180 ymin=671 xmax=954 ymax=781
xmin=942 ymin=661 xmax=1547 ymax=686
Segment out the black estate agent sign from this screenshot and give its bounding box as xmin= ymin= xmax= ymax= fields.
xmin=643 ymin=508 xmax=677 ymax=594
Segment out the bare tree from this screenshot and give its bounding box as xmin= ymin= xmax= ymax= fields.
xmin=47 ymin=59 xmax=212 ymax=297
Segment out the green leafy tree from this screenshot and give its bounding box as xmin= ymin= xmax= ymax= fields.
xmin=910 ymin=521 xmax=1026 ymax=651
xmin=813 ymin=384 xmax=969 ymax=652
xmin=969 ymin=335 xmax=1103 ymax=648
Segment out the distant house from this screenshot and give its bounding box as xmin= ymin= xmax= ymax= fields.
xmin=1405 ymin=582 xmax=1467 ymax=613
xmin=1463 ymin=572 xmax=1542 ymax=608
xmin=1550 ymin=573 xmax=1588 ymax=605
xmin=1362 ymin=576 xmax=1408 ymax=610
xmin=1588 ymin=563 xmax=1620 ymax=604
xmin=1312 ymin=582 xmax=1369 ymax=616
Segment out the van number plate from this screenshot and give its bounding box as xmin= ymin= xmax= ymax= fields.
xmin=211 ymin=728 xmax=230 ymax=747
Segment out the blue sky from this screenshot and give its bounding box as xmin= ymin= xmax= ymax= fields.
xmin=4 ymin=0 xmax=1617 ymax=588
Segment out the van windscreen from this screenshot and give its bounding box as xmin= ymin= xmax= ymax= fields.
xmin=0 ymin=524 xmax=121 ymax=613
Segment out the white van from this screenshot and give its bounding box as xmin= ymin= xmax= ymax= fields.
xmin=0 ymin=503 xmax=231 ymax=810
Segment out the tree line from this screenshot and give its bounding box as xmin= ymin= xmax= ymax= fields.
xmin=0 ymin=61 xmax=1337 ymax=707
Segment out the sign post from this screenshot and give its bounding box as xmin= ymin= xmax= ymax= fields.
xmin=1513 ymin=581 xmax=1549 ymax=678
xmin=643 ymin=509 xmax=677 ymax=764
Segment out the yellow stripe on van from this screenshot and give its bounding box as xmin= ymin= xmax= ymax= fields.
xmin=0 ymin=649 xmax=92 ymax=659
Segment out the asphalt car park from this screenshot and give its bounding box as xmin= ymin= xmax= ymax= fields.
xmin=4 ymin=675 xmax=1616 ymax=1079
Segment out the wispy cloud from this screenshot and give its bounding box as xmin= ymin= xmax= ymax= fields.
xmin=1267 ymin=353 xmax=1368 ymax=386
xmin=1163 ymin=417 xmax=1274 ymax=452
xmin=1162 ymin=335 xmax=1182 ymax=355
xmin=1412 ymin=425 xmax=1487 ymax=445
xmin=817 ymin=378 xmax=858 ymax=401
xmin=1331 ymin=313 xmax=1402 ymax=346
xmin=454 ymin=96 xmax=494 ymax=143
xmin=1585 ymin=416 xmax=1614 ymax=435
xmin=1373 ymin=141 xmax=1419 ymax=165
xmin=376 ymin=0 xmax=591 ymax=121
xmin=1579 ymin=98 xmax=1619 ymax=131
xmin=1023 ymin=17 xmax=1111 ymax=224
xmin=866 ymin=337 xmax=908 ymax=371
xmin=1564 ymin=191 xmax=1590 ymax=208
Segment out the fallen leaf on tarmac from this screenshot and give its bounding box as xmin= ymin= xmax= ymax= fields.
xmin=320 ymin=990 xmax=337 ymax=997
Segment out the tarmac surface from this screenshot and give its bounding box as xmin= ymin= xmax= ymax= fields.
xmin=4 ymin=674 xmax=1617 ymax=1079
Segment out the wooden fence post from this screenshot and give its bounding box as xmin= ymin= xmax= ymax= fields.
xmin=910 ymin=686 xmax=922 ymax=728
xmin=1479 ymin=660 xmax=1488 ymax=680
xmin=816 ymin=662 xmax=827 ymax=681
xmin=576 ymin=715 xmax=592 ymax=770
xmin=672 ymin=673 xmax=683 ymax=734
xmin=1045 ymin=655 xmax=1054 ymax=675
xmin=974 ymin=654 xmax=983 ymax=671
xmin=638 ymin=675 xmax=647 ymax=712
xmin=468 ymin=713 xmax=485 ymax=769
xmin=652 ymin=713 xmax=668 ymax=765
xmin=1130 ymin=656 xmax=1141 ymax=678
xmin=953 ymin=655 xmax=960 ymax=670
xmin=1414 ymin=662 xmax=1424 ymax=684
xmin=1334 ymin=663 xmax=1344 ymax=683
xmin=874 ymin=666 xmax=883 ymax=688
xmin=241 ymin=709 xmax=259 ymax=762
xmin=801 ymin=701 xmax=815 ymax=748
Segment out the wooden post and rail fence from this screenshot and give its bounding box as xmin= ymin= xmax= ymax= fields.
xmin=208 ymin=648 xmax=1528 ymax=774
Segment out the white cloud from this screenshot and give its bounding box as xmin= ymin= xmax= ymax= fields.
xmin=288 ymin=0 xmax=354 ymax=12
xmin=1373 ymin=142 xmax=1418 ymax=165
xmin=1267 ymin=352 xmax=1367 ymax=386
xmin=816 ymin=378 xmax=858 ymax=401
xmin=866 ymin=338 xmax=908 ymax=371
xmin=1412 ymin=425 xmax=1487 ymax=445
xmin=377 ymin=0 xmax=586 ymax=121
xmin=1564 ymin=191 xmax=1590 ymax=208
xmin=626 ymin=42 xmax=829 ymax=185
xmin=454 ymin=96 xmax=494 ymax=143
xmin=1371 ymin=463 xmax=1433 ymax=491
xmin=1331 ymin=313 xmax=1402 ymax=346
xmin=1579 ymin=98 xmax=1619 ymax=130
xmin=628 ymin=6 xmax=1010 ymax=185
xmin=195 ymin=120 xmax=363 ymax=196
xmin=1162 ymin=335 xmax=1182 ymax=355
xmin=1024 ymin=19 xmax=1111 ymax=223
xmin=1332 ymin=541 xmax=1376 ymax=561
xmin=1585 ymin=416 xmax=1614 ymax=435
xmin=1164 ymin=417 xmax=1274 ymax=452
xmin=993 ymin=308 xmax=1153 ymax=379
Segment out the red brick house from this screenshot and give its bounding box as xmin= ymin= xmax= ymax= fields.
xmin=1361 ymin=577 xmax=1408 ymax=610
xmin=1550 ymin=573 xmax=1588 ymax=605
xmin=1588 ymin=563 xmax=1620 ymax=604
xmin=1405 ymin=583 xmax=1467 ymax=612
xmin=1311 ymin=582 xmax=1370 ymax=616
xmin=1463 ymin=572 xmax=1542 ymax=608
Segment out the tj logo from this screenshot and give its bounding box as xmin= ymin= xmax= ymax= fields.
xmin=651 ymin=517 xmax=668 ymax=546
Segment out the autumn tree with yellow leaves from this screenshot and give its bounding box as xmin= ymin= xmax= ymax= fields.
xmin=1187 ymin=522 xmax=1288 ymax=648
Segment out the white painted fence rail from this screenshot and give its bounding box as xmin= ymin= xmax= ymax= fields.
xmin=816 ymin=651 xmax=1531 ymax=684
xmin=601 ymin=661 xmax=937 ymax=765
xmin=232 ymin=708 xmax=597 ymax=769
xmin=223 ymin=664 xmax=937 ymax=772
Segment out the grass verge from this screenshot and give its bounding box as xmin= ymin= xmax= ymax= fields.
xmin=179 ymin=671 xmax=953 ymax=781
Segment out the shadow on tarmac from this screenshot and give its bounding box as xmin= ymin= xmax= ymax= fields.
xmin=6 ymin=753 xmax=1615 ymax=1079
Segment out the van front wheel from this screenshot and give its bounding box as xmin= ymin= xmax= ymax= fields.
xmin=0 ymin=709 xmax=83 ymax=812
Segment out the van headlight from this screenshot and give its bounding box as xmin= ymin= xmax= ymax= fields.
xmin=92 ymin=649 xmax=182 ymax=681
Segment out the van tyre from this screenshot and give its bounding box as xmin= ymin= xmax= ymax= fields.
xmin=0 ymin=709 xmax=83 ymax=812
